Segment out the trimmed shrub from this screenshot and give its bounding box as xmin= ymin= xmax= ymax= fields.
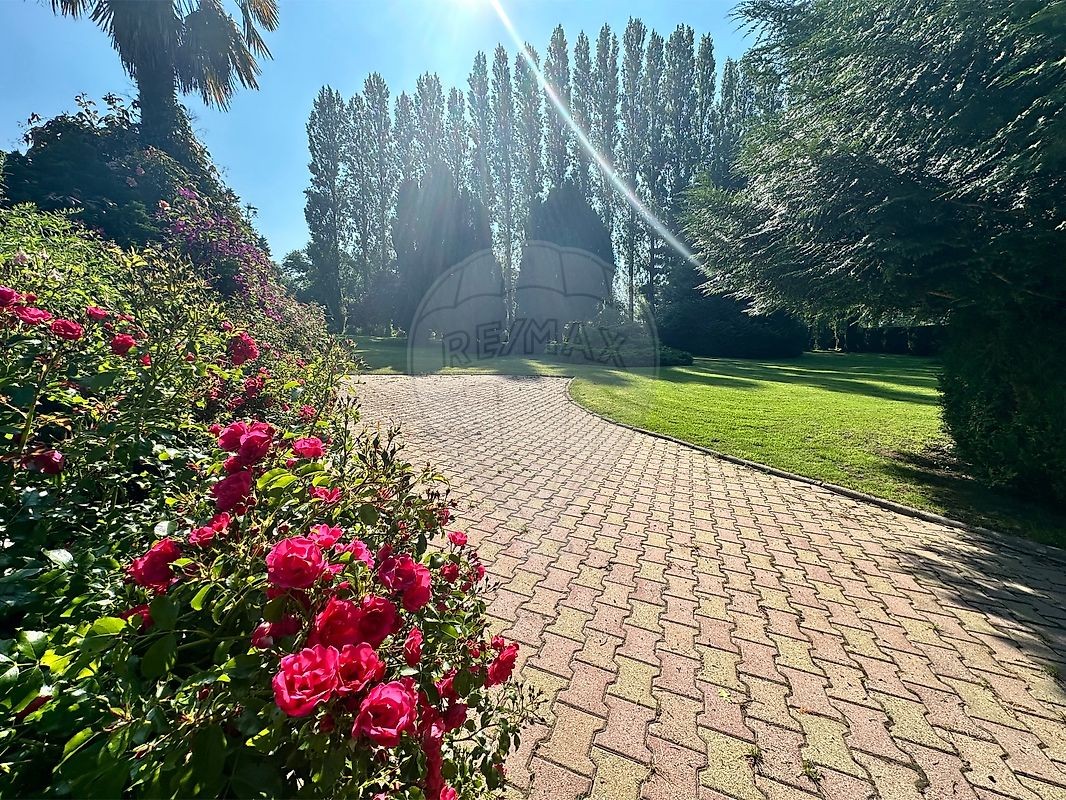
xmin=940 ymin=306 xmax=1066 ymax=506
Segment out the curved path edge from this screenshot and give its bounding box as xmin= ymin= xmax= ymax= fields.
xmin=562 ymin=377 xmax=1066 ymax=567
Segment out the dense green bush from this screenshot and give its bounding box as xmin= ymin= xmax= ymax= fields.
xmin=0 ymin=206 xmax=532 ymax=797
xmin=658 ymin=292 xmax=807 ymax=359
xmin=940 ymin=307 xmax=1066 ymax=506
xmin=2 ymin=96 xmax=229 ymax=248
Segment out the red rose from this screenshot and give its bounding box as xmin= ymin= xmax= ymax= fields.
xmin=309 ymin=524 xmax=342 ymax=547
xmin=440 ymin=562 xmax=460 ymax=583
xmin=312 ymin=595 xmax=398 ymax=649
xmin=235 ymin=425 xmax=273 ymax=466
xmin=440 ymin=786 xmax=458 ymax=800
xmin=442 ymin=700 xmax=467 ymax=732
xmin=337 ymin=643 xmax=385 ymax=695
xmin=299 ymin=405 xmax=316 ymax=420
xmin=378 ymin=555 xmax=433 ymax=612
xmin=139 ymin=353 xmax=152 ymax=366
xmin=49 ymin=318 xmax=83 ymax=340
xmin=110 ymin=333 xmax=137 ymax=354
xmin=15 ymin=307 xmax=52 ymax=326
xmin=353 ymin=679 xmax=418 ymax=747
xmin=272 ymin=645 xmax=339 ymax=717
xmin=486 ymin=642 xmax=519 ymax=686
xmin=292 ymin=436 xmax=326 ymax=459
xmin=189 ymin=512 xmax=230 ymax=547
xmin=25 ymin=449 xmax=65 ymax=475
xmin=211 ymin=469 xmax=253 ymax=512
xmin=403 ymin=627 xmax=423 ymax=666
xmin=338 ymin=539 xmax=374 ymax=569
xmin=0 ymin=287 xmax=18 ymax=308
xmin=267 ymin=536 xmax=325 ymax=589
xmin=228 ymin=332 xmax=260 ymax=366
xmin=128 ymin=538 xmax=181 ymax=592
xmin=86 ymin=305 xmax=109 ymax=321
xmin=447 ymin=531 xmax=468 ymax=547
xmin=119 ymin=603 xmax=154 ymax=631
xmin=217 ymin=421 xmax=248 ymax=451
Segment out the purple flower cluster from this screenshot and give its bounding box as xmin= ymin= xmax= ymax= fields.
xmin=158 ymin=190 xmax=285 ymax=322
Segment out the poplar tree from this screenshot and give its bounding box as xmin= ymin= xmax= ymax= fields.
xmin=466 ymin=52 xmax=495 ymax=211
xmin=414 ymin=72 xmax=445 ymax=172
xmin=571 ymin=31 xmax=594 ymax=199
xmin=543 ymin=25 xmax=572 ymax=189
xmin=640 ymin=30 xmax=668 ymax=314
xmin=514 ymin=44 xmax=544 ymax=217
xmin=304 ymin=86 xmax=351 ymax=328
xmin=693 ymin=34 xmax=717 ymax=167
xmin=394 ymin=91 xmax=417 ymax=186
xmin=362 ymin=72 xmax=397 ymax=283
xmin=490 ymin=45 xmax=517 ymax=313
xmin=620 ymin=18 xmax=648 ymax=318
xmin=591 ymin=24 xmax=620 ymax=251
xmin=445 ymin=87 xmax=469 ymax=191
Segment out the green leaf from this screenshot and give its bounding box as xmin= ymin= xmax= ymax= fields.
xmin=140 ymin=634 xmax=177 ymax=679
xmin=153 ymin=520 xmax=176 ymax=537
xmin=190 ymin=725 xmax=227 ymax=785
xmin=149 ymin=595 xmax=179 ymax=631
xmin=17 ymin=630 xmax=49 ymax=660
xmin=81 ymin=618 xmax=124 ymax=652
xmin=44 ymin=548 xmax=74 ymax=568
xmin=358 ymin=503 xmax=380 ymax=525
xmin=190 ymin=584 xmax=212 ymax=612
xmin=256 ymin=468 xmax=288 ymax=490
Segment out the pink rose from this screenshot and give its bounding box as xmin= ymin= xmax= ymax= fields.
xmin=0 ymin=287 xmax=19 ymax=308
xmin=272 ymin=645 xmax=339 ymax=717
xmin=440 ymin=562 xmax=459 ymax=583
xmin=128 ymin=539 xmax=181 ymax=592
xmin=188 ymin=512 xmax=230 ymax=547
xmin=309 ymin=486 xmax=341 ymax=504
xmin=338 ymin=539 xmax=374 ymax=569
xmin=266 ymin=536 xmax=325 ymax=589
xmin=15 ymin=307 xmax=52 ymax=326
xmin=337 ymin=643 xmax=385 ymax=695
xmin=292 ymin=437 xmax=326 ymax=459
xmin=309 ymin=524 xmax=342 ymax=547
xmin=86 ymin=305 xmax=110 ymax=321
xmin=353 ymin=679 xmax=418 ymax=747
xmin=298 ymin=405 xmax=316 ymax=420
xmin=447 ymin=531 xmax=468 ymax=547
xmin=312 ymin=595 xmax=398 ymax=649
xmin=378 ymin=555 xmax=433 ymax=612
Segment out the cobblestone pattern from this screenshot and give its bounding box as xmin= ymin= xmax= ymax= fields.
xmin=355 ymin=375 xmax=1066 ymax=800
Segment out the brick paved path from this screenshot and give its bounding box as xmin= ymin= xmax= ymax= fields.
xmin=355 ymin=374 xmax=1066 ymax=800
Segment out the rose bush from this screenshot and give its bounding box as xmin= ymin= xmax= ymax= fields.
xmin=0 ymin=205 xmax=536 ymax=797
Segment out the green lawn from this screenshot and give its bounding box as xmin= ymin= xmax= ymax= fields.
xmin=353 ymin=337 xmax=1066 ymax=547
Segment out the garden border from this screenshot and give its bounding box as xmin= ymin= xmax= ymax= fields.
xmin=563 ymin=377 xmax=1066 ymax=566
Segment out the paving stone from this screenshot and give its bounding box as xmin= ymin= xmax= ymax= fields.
xmin=357 ymin=375 xmax=1066 ymax=800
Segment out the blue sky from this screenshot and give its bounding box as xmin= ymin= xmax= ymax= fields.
xmin=0 ymin=0 xmax=749 ymax=258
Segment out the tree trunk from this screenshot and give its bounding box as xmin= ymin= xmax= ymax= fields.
xmin=136 ymin=55 xmax=195 ymax=168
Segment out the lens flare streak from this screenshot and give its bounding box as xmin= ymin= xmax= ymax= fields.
xmin=485 ymin=0 xmax=698 ymax=268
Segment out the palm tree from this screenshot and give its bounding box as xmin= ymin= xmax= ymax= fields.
xmin=51 ymin=0 xmax=278 ymax=162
